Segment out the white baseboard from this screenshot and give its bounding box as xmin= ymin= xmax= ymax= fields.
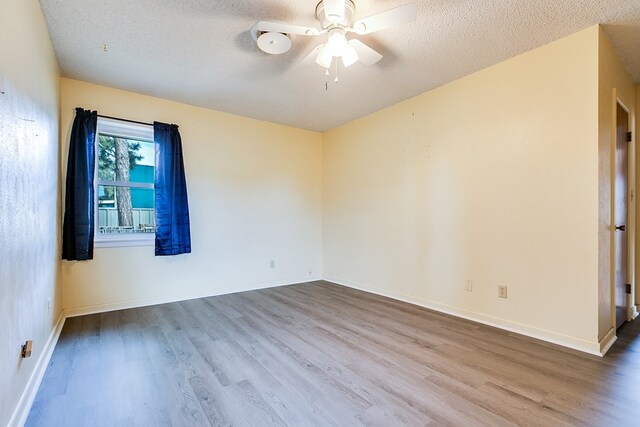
xmin=324 ymin=276 xmax=604 ymax=357
xmin=64 ymin=276 xmax=321 ymax=318
xmin=9 ymin=312 xmax=66 ymax=427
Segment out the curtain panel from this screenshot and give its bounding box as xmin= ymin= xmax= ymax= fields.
xmin=62 ymin=108 xmax=97 ymax=260
xmin=153 ymin=122 xmax=191 ymax=256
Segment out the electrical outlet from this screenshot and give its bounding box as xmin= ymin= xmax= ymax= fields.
xmin=270 ymin=260 xmax=275 ymax=269
xmin=465 ymin=280 xmax=473 ymax=292
xmin=21 ymin=340 xmax=33 ymax=358
xmin=498 ymin=285 xmax=508 ymax=298
xmin=309 ymin=270 xmax=312 ymax=276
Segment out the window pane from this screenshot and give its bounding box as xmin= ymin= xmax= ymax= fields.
xmin=98 ymin=135 xmax=155 ymax=183
xmin=98 ymin=185 xmax=155 ymax=234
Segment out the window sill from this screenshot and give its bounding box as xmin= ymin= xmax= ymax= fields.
xmin=95 ymin=234 xmax=155 ymax=248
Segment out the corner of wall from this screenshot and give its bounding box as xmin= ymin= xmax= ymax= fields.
xmin=597 ymin=25 xmax=637 ymax=340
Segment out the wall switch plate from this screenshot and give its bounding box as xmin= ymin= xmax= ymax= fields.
xmin=498 ymin=285 xmax=508 ymax=298
xmin=270 ymin=260 xmax=275 ymax=269
xmin=465 ymin=280 xmax=473 ymax=292
xmin=47 ymin=298 xmax=52 ymax=311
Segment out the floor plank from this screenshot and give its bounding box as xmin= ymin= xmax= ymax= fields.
xmin=26 ymin=281 xmax=640 ymax=426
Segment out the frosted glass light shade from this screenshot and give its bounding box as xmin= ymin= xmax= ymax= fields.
xmin=316 ymin=45 xmax=333 ymax=68
xmin=341 ymin=43 xmax=359 ymax=67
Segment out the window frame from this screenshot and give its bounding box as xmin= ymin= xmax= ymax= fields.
xmin=94 ymin=117 xmax=155 ymax=248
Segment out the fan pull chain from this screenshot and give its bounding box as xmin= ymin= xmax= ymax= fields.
xmin=325 ymin=68 xmax=329 ymax=91
xmin=334 ymin=60 xmax=339 ymax=88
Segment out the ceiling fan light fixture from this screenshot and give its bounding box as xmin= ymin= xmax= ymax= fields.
xmin=327 ymin=28 xmax=348 ymax=57
xmin=316 ymin=45 xmax=333 ymax=68
xmin=256 ymin=32 xmax=292 ymax=55
xmin=252 ymin=1 xmax=416 ymax=73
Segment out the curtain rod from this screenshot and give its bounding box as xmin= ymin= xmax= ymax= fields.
xmin=98 ymin=114 xmax=153 ymax=127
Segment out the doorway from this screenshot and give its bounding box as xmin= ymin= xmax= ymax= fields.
xmin=614 ymin=102 xmax=630 ymax=329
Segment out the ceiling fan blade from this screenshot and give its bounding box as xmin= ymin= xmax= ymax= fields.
xmin=351 ymin=3 xmax=417 ymax=35
xmin=323 ymin=0 xmax=346 ymax=23
xmin=348 ymin=39 xmax=382 ymax=66
xmin=252 ymin=21 xmax=322 ymax=37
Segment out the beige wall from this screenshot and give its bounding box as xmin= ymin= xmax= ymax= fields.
xmin=0 ymin=0 xmax=61 ymax=425
xmin=323 ymin=27 xmax=602 ymax=352
xmin=60 ymin=79 xmax=323 ymax=313
xmin=597 ymin=28 xmax=637 ymax=339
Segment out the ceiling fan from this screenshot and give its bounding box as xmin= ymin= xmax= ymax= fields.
xmin=250 ymin=0 xmax=417 ymax=69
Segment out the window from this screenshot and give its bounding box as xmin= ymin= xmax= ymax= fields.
xmin=95 ymin=118 xmax=155 ymax=247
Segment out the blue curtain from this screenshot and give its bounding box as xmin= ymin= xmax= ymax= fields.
xmin=154 ymin=122 xmax=191 ymax=256
xmin=62 ymin=108 xmax=97 ymax=260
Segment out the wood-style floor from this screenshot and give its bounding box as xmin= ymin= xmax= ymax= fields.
xmin=27 ymin=281 xmax=640 ymax=426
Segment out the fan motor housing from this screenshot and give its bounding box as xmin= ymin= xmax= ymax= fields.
xmin=315 ymin=0 xmax=356 ymax=28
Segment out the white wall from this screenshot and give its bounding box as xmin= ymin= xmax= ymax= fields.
xmin=0 ymin=0 xmax=61 ymax=425
xmin=323 ymin=26 xmax=603 ymax=353
xmin=60 ymin=79 xmax=323 ymax=313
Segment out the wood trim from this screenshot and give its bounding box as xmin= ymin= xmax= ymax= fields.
xmin=598 ymin=328 xmax=617 ymax=356
xmin=8 ymin=312 xmax=66 ymax=427
xmin=325 ymin=276 xmax=605 ymax=356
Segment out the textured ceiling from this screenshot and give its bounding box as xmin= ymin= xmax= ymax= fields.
xmin=39 ymin=0 xmax=640 ymax=131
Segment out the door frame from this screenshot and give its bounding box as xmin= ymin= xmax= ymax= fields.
xmin=611 ymin=94 xmax=636 ymax=334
